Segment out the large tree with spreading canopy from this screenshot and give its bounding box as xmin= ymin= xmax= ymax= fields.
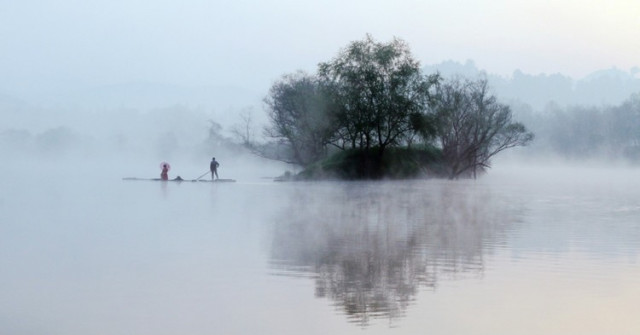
xmin=318 ymin=35 xmax=439 ymax=155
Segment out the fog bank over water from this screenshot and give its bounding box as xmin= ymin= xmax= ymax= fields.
xmin=2 ymin=150 xmax=640 ymax=334
xmin=1 ymin=99 xmax=291 ymax=181
xmin=488 ymin=152 xmax=640 ymax=184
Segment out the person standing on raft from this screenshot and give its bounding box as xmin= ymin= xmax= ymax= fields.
xmin=210 ymin=157 xmax=220 ymax=180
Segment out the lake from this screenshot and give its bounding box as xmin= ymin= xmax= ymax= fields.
xmin=1 ymin=160 xmax=639 ymax=334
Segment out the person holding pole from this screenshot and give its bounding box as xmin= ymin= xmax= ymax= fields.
xmin=210 ymin=157 xmax=220 ymax=180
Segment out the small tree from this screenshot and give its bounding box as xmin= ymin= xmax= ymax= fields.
xmin=432 ymin=78 xmax=534 ymax=179
xmin=231 ymin=108 xmax=256 ymax=146
xmin=607 ymin=93 xmax=640 ymax=158
xmin=264 ymin=71 xmax=336 ymax=166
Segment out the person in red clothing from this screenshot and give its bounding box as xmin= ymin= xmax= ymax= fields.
xmin=160 ymin=163 xmax=169 ymax=180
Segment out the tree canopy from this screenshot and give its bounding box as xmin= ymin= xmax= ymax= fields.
xmin=264 ymin=71 xmax=336 ymax=165
xmin=318 ymin=35 xmax=439 ymax=154
xmin=261 ymin=35 xmax=533 ymax=179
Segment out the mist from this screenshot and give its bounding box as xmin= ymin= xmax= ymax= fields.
xmin=3 ymin=108 xmax=640 ymax=333
xmin=4 ymin=58 xmax=639 ymax=178
xmin=3 ymin=158 xmax=640 ymax=334
xmin=3 ymin=0 xmax=640 ymax=333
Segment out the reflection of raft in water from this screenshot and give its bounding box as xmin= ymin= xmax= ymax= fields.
xmin=122 ymin=177 xmax=236 ymax=183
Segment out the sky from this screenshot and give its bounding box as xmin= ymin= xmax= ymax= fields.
xmin=1 ymin=0 xmax=639 ymax=101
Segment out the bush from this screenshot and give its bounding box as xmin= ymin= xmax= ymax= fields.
xmin=297 ymin=145 xmax=444 ymax=180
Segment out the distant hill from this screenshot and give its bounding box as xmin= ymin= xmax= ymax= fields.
xmin=423 ymin=60 xmax=640 ymax=111
xmin=5 ymin=62 xmax=640 ymax=119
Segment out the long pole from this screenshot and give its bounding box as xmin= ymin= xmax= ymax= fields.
xmin=195 ymin=170 xmax=209 ymax=180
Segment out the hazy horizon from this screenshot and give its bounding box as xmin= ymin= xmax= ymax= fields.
xmin=2 ymin=0 xmax=640 ymax=172
xmin=2 ymin=0 xmax=639 ymax=106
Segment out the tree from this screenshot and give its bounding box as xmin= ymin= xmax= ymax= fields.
xmin=231 ymin=108 xmax=256 ymax=146
xmin=432 ymin=78 xmax=534 ymax=179
xmin=318 ymin=35 xmax=439 ymax=156
xmin=264 ymin=71 xmax=336 ymax=166
xmin=608 ymin=93 xmax=640 ymax=159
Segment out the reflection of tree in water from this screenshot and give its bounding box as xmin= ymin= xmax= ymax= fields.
xmin=270 ymin=181 xmax=521 ymax=326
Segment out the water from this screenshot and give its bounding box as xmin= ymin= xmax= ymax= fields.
xmin=1 ymin=161 xmax=639 ymax=334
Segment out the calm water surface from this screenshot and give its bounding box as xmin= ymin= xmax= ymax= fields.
xmin=1 ymin=163 xmax=639 ymax=334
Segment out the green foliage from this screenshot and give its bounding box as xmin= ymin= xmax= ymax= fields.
xmin=297 ymin=146 xmax=444 ymax=180
xmin=263 ymin=35 xmax=532 ymax=180
xmin=264 ymin=71 xmax=336 ymax=165
xmin=318 ymin=34 xmax=439 ymax=152
xmin=409 ymin=112 xmax=438 ymax=142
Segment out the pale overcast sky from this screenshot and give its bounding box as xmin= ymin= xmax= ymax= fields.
xmin=1 ymin=0 xmax=639 ymax=97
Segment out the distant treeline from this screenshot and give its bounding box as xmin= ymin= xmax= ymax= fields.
xmin=512 ymin=94 xmax=640 ymax=161
xmin=0 ymin=105 xmax=243 ymax=161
